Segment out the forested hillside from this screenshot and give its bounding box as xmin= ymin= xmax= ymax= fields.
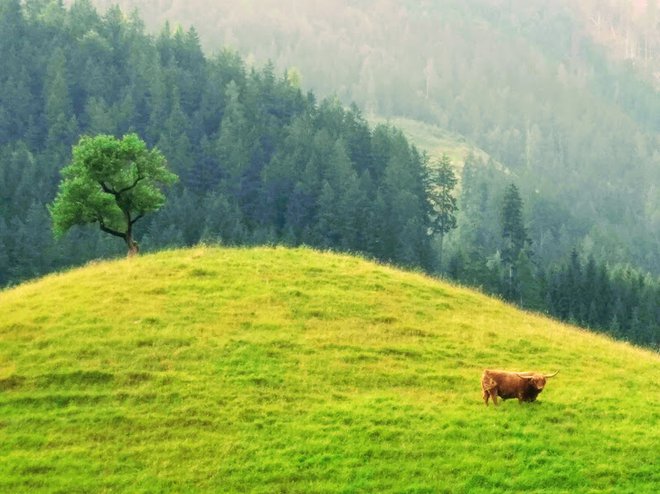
xmin=0 ymin=0 xmax=432 ymax=279
xmin=80 ymin=0 xmax=660 ymax=276
xmin=1 ymin=1 xmax=658 ymax=347
xmin=572 ymin=0 xmax=659 ymax=86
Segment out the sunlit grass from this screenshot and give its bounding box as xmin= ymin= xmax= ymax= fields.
xmin=369 ymin=116 xmax=493 ymax=167
xmin=0 ymin=246 xmax=657 ymax=492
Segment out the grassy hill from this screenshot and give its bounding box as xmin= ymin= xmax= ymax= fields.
xmin=0 ymin=247 xmax=657 ymax=493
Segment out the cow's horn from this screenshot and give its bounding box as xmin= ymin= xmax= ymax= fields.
xmin=544 ymin=371 xmax=559 ymax=378
xmin=516 ymin=373 xmax=534 ymax=379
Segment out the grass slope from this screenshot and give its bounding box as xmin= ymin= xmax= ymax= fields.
xmin=369 ymin=116 xmax=493 ymax=167
xmin=0 ymin=246 xmax=657 ymax=493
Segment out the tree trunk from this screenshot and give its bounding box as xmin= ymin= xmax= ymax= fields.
xmin=126 ymin=234 xmax=139 ymax=257
xmin=125 ymin=215 xmax=139 ymax=257
xmin=437 ymin=232 xmax=444 ymax=272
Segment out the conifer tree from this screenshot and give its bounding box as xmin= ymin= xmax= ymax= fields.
xmin=215 ymin=80 xmax=251 ymax=191
xmin=500 ymin=183 xmax=530 ymax=301
xmin=425 ymin=154 xmax=458 ymax=270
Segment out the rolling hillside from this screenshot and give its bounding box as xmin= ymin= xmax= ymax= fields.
xmin=0 ymin=247 xmax=658 ymax=492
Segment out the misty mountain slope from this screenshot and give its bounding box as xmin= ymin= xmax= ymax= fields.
xmin=78 ymin=0 xmax=660 ymax=273
xmin=568 ymin=0 xmax=659 ymax=87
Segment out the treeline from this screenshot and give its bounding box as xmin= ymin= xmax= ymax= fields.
xmin=546 ymin=253 xmax=658 ymax=345
xmin=0 ymin=0 xmax=432 ymax=282
xmin=445 ymin=155 xmax=659 ymax=347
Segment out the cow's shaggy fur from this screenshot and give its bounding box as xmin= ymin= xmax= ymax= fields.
xmin=481 ymin=369 xmax=558 ymax=406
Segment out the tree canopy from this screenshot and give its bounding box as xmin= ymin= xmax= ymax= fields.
xmin=50 ymin=134 xmax=177 ymax=255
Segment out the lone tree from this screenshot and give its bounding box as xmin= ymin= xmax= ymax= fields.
xmin=49 ymin=134 xmax=177 ymax=256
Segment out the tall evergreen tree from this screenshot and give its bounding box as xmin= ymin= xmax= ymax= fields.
xmin=500 ymin=183 xmax=530 ymax=301
xmin=215 ymin=80 xmax=251 ymax=194
xmin=425 ymin=154 xmax=458 ymax=271
xmin=44 ymin=48 xmax=78 ymax=157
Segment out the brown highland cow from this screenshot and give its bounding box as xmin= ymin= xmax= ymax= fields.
xmin=481 ymin=369 xmax=559 ymax=406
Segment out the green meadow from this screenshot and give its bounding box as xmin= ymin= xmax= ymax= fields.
xmin=369 ymin=116 xmax=493 ymax=167
xmin=0 ymin=246 xmax=657 ymax=493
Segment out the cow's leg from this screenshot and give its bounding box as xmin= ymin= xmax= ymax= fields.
xmin=490 ymin=391 xmax=498 ymax=406
xmin=483 ymin=388 xmax=490 ymax=406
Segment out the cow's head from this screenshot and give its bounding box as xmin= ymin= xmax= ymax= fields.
xmin=520 ymin=371 xmax=558 ymax=390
